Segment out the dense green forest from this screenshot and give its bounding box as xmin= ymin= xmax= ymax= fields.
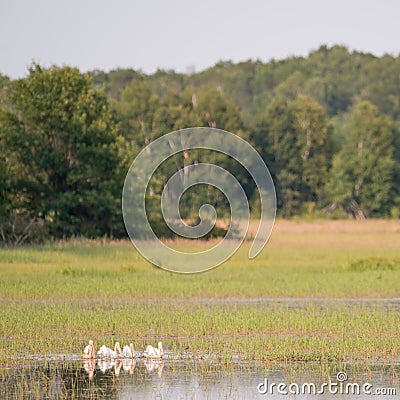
xmin=0 ymin=45 xmax=399 ymax=245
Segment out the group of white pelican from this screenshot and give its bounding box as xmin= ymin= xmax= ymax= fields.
xmin=83 ymin=340 xmax=164 ymax=360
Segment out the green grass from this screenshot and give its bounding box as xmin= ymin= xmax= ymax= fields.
xmin=0 ymin=220 xmax=399 ymax=364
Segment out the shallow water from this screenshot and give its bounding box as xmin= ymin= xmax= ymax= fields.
xmin=1 ymin=359 xmax=399 ymax=399
xmin=195 ymin=297 xmax=400 ymax=308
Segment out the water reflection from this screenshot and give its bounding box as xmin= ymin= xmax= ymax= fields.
xmin=123 ymin=358 xmax=137 ymax=374
xmin=1 ymin=360 xmax=399 ymax=399
xmin=143 ymin=358 xmax=164 ymax=376
xmin=91 ymin=357 xmax=160 ymax=377
xmin=83 ymin=358 xmax=96 ymax=378
xmin=84 ymin=357 xmax=138 ymax=377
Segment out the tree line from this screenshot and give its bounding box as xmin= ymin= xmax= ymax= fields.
xmin=0 ymin=45 xmax=399 ymax=246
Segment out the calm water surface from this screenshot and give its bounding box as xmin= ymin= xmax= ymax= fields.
xmin=1 ymin=358 xmax=399 ymax=399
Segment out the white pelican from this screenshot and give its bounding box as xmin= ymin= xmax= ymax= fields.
xmin=143 ymin=341 xmax=164 ymax=359
xmin=97 ymin=342 xmax=122 ymax=359
xmin=122 ymin=343 xmax=136 ymax=358
xmin=83 ymin=340 xmax=96 ymax=359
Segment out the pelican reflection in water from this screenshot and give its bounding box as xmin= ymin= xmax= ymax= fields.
xmin=97 ymin=358 xmax=115 ymax=373
xmin=144 ymin=358 xmax=164 ymax=377
xmin=83 ymin=358 xmax=96 ymax=379
xmin=122 ymin=358 xmax=136 ymax=374
xmin=83 ymin=358 xmax=161 ymax=377
xmin=114 ymin=360 xmax=123 ymax=376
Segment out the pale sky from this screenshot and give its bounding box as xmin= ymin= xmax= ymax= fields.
xmin=1 ymin=0 xmax=399 ymax=79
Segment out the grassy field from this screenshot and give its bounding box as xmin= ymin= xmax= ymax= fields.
xmin=0 ymin=219 xmax=399 ymax=364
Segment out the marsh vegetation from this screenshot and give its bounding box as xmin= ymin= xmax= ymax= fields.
xmin=1 ymin=220 xmax=399 ymax=364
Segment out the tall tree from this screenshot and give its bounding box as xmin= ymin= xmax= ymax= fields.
xmin=0 ymin=64 xmax=123 ymax=240
xmin=252 ymin=97 xmax=331 ymax=215
xmin=324 ymin=101 xmax=395 ymax=218
xmin=116 ymin=79 xmax=160 ymax=145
